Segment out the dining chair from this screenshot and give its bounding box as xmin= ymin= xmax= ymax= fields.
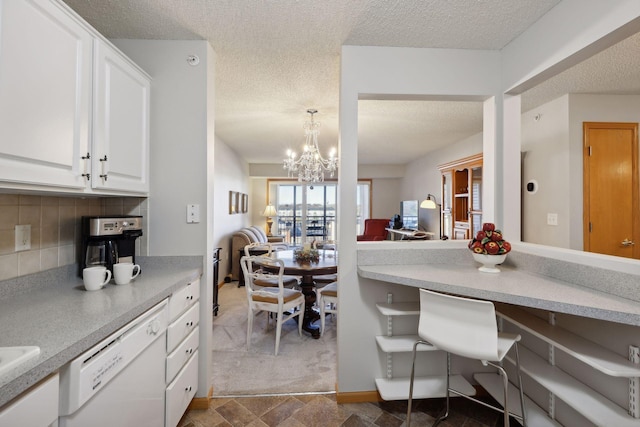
xmin=407 ymin=289 xmax=527 ymax=427
xmin=317 ymin=281 xmax=337 ymax=336
xmin=313 ymin=240 xmax=337 ymax=299
xmin=244 ymin=243 xmax=299 ymax=288
xmin=240 ymin=255 xmax=305 ymax=355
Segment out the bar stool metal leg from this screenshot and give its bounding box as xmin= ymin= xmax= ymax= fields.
xmin=432 ymin=352 xmax=451 ymax=427
xmin=407 ymin=340 xmax=430 ymax=427
xmin=515 ymin=342 xmax=527 ymax=426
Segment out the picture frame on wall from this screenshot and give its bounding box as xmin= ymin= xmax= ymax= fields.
xmin=242 ymin=194 xmax=248 ymax=213
xmin=229 ymin=191 xmax=237 ymax=214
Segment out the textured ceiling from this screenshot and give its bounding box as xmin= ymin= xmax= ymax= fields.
xmin=61 ymin=0 xmax=640 ymax=166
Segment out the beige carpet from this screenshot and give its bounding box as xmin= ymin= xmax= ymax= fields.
xmin=211 ymin=283 xmax=337 ymax=396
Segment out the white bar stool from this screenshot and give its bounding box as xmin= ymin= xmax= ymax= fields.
xmin=407 ymin=289 xmax=527 ymax=426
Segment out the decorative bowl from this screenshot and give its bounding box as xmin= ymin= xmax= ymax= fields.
xmin=472 ymin=253 xmax=507 ymax=273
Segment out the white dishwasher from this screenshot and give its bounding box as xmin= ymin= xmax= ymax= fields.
xmin=59 ymin=300 xmax=169 ymax=427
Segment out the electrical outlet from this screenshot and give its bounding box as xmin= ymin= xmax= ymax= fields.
xmin=15 ymin=224 xmax=31 ymax=251
xmin=186 ymin=204 xmax=200 ymax=223
xmin=547 ymin=213 xmax=558 ymax=226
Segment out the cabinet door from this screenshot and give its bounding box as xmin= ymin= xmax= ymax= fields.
xmin=441 ymin=171 xmax=452 ymax=239
xmin=469 ymin=166 xmax=483 ymax=236
xmin=92 ymin=39 xmax=150 ymax=194
xmin=0 ymin=0 xmax=91 ymax=189
xmin=0 ymin=374 xmax=59 ymax=427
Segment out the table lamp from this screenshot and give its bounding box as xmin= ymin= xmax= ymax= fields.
xmin=262 ymin=204 xmax=277 ymax=236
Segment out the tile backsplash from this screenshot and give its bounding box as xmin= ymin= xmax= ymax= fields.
xmin=0 ymin=194 xmax=148 ymax=281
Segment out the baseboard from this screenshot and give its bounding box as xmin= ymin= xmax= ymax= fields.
xmin=334 ymin=385 xmax=486 ymax=404
xmin=188 ymin=386 xmax=213 ymax=410
xmin=335 ymin=388 xmax=381 ymax=404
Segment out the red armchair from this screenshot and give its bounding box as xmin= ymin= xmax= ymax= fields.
xmin=357 ymin=219 xmax=389 ymax=241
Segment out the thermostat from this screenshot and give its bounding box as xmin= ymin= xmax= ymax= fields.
xmin=526 ymin=180 xmax=538 ymax=194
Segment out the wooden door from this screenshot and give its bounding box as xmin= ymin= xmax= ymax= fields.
xmin=583 ymin=122 xmax=639 ymax=258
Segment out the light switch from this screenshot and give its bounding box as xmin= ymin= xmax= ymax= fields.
xmin=15 ymin=224 xmax=31 ymax=251
xmin=187 ymin=204 xmax=200 ymax=223
xmin=547 ymin=213 xmax=558 ymax=226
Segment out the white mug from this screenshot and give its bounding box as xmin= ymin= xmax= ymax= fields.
xmin=113 ymin=262 xmax=141 ymax=285
xmin=83 ymin=266 xmax=111 ymax=291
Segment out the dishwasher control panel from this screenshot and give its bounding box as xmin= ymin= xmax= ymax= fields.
xmin=58 ymin=300 xmax=169 ymax=415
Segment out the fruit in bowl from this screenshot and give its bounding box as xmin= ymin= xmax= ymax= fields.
xmin=468 ymin=223 xmax=511 ymax=255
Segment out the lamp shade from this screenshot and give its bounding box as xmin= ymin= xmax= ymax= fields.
xmin=262 ymin=204 xmax=277 ymax=217
xmin=420 ymin=195 xmax=438 ymax=209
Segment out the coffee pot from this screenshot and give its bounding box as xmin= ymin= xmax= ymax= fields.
xmin=84 ymin=239 xmax=119 ymax=271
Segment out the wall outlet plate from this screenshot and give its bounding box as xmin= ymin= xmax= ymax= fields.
xmin=186 ymin=204 xmax=200 ymax=223
xmin=15 ymin=224 xmax=31 ymax=251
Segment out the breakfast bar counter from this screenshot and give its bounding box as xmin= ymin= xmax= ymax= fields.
xmin=357 ymin=262 xmax=640 ymax=326
xmin=0 ymin=256 xmax=203 ymax=408
xmin=350 ymin=242 xmax=640 ymax=425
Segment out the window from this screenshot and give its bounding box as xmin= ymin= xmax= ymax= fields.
xmin=269 ymin=180 xmax=371 ymax=245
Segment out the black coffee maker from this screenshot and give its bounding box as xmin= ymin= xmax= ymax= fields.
xmin=80 ymin=216 xmax=143 ymax=276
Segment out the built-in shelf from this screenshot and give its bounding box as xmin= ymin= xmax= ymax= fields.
xmin=474 ymin=373 xmax=561 ymax=427
xmin=375 ymin=302 xmax=420 ymax=316
xmin=505 ymin=346 xmax=639 ymax=427
xmin=497 ymin=304 xmax=640 ymax=378
xmin=375 ymin=335 xmax=436 ymax=353
xmin=375 ymin=375 xmax=475 ymax=401
xmin=375 ymin=302 xmax=475 ymax=402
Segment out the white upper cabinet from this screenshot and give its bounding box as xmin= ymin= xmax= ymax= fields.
xmin=0 ymin=0 xmax=91 ymax=189
xmin=92 ymin=39 xmax=150 ymax=194
xmin=0 ymin=0 xmax=150 ymax=195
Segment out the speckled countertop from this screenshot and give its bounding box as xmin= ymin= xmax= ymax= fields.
xmin=0 ymin=256 xmax=203 ymax=408
xmin=358 ymin=262 xmax=640 ymax=326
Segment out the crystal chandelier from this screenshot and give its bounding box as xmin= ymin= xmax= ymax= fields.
xmin=283 ymin=109 xmax=338 ymax=183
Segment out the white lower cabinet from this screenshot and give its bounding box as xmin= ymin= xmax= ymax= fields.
xmin=167 ymin=327 xmax=199 ymax=382
xmin=165 ymin=349 xmax=198 ymax=427
xmin=165 ymin=279 xmax=200 ymax=427
xmin=0 ymin=373 xmax=59 ymax=427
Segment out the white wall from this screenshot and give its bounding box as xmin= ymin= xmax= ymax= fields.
xmin=111 ymin=39 xmax=215 ymax=399
xmin=521 ymin=95 xmax=571 ymax=248
xmin=213 ymin=136 xmax=250 ymax=277
xmin=403 ymin=133 xmax=483 ymax=235
xmin=403 ymin=133 xmax=483 ymax=201
xmin=521 ymin=94 xmax=640 ymax=250
xmin=370 ymin=178 xmax=402 ymax=219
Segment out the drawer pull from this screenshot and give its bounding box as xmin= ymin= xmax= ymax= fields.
xmin=186 ymin=348 xmax=193 ymax=354
xmin=186 ymin=321 xmax=194 ymax=327
xmin=185 ymin=386 xmax=192 ymax=392
xmin=186 ymin=295 xmax=193 ymax=300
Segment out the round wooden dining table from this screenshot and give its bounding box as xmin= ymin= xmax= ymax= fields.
xmin=261 ymin=249 xmax=337 ymax=339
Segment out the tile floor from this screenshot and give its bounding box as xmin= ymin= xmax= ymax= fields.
xmin=178 ymin=393 xmax=514 ymax=427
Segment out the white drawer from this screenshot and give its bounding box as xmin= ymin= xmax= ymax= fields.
xmin=166 ymin=326 xmax=199 ymax=384
xmin=0 ymin=374 xmax=59 ymax=427
xmin=168 ymin=279 xmax=200 ymax=322
xmin=165 ymin=350 xmax=198 ymax=427
xmin=167 ymin=303 xmax=199 ymax=353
